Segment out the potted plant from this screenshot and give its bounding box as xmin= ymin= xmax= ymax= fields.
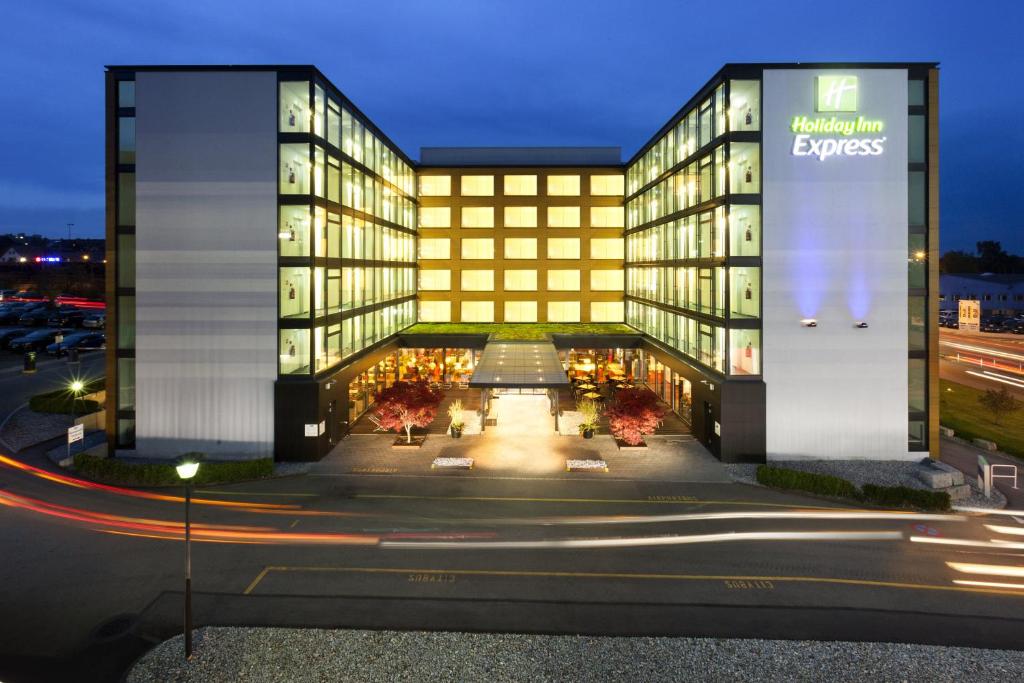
xmin=373 ymin=380 xmax=444 ymax=446
xmin=605 ymin=388 xmax=667 ymax=448
xmin=577 ymin=399 xmax=600 ymax=439
xmin=448 ymin=399 xmax=465 ymax=438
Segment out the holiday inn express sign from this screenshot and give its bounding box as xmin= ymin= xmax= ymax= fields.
xmin=791 ymin=74 xmax=887 ymax=160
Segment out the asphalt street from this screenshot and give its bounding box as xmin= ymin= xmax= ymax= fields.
xmin=940 ymin=328 xmax=1024 ymax=397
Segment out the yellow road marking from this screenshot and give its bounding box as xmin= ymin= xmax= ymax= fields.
xmin=195 ymin=490 xmax=317 ymax=497
xmin=240 ymin=565 xmax=1024 ymax=598
xmin=354 ymin=493 xmax=846 ymax=510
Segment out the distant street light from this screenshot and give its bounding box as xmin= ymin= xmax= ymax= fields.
xmin=175 ymin=455 xmax=201 ymax=659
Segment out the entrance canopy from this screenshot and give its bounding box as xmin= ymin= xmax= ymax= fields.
xmin=469 ymin=341 xmax=570 ymax=389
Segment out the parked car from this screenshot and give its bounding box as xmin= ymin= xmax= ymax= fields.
xmin=82 ymin=312 xmax=106 ymax=329
xmin=45 ymin=332 xmax=105 ymax=356
xmin=980 ymin=316 xmax=1009 ymax=333
xmin=0 ymin=327 xmax=33 ymax=348
xmin=47 ymin=308 xmax=85 ymax=327
xmin=9 ymin=328 xmax=73 ymax=352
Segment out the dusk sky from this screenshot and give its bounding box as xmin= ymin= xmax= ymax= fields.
xmin=1 ymin=0 xmax=1019 ymax=252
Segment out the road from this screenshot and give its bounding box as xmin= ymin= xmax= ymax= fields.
xmin=0 ymin=349 xmax=104 ymax=417
xmin=940 ymin=328 xmax=1024 ymax=397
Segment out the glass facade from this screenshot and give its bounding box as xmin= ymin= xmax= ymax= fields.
xmin=625 ymin=79 xmax=761 ymax=377
xmin=113 ymin=76 xmax=136 ymax=448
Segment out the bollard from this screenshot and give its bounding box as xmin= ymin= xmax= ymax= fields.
xmin=23 ymin=351 xmax=36 ymax=374
xmin=68 ymin=348 xmax=80 ymax=364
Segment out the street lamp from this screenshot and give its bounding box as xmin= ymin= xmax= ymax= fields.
xmin=175 ymin=455 xmax=201 ymax=659
xmin=67 ymin=380 xmax=85 ymax=462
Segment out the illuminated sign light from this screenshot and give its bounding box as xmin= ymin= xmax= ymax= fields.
xmin=790 ymin=75 xmax=887 ymax=161
xmin=35 ymin=256 xmax=62 ymax=263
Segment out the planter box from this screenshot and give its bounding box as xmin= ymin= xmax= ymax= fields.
xmin=973 ymin=438 xmax=997 ymax=451
xmin=432 ymin=457 xmax=473 ymax=470
xmin=615 ymin=439 xmax=648 ymax=450
xmin=566 ymin=459 xmax=608 ymax=472
xmin=392 ymin=435 xmax=427 ymax=449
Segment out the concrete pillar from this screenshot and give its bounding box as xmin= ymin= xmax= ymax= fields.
xmin=480 ymin=388 xmax=487 ymax=433
xmin=554 ymin=390 xmax=560 ymax=434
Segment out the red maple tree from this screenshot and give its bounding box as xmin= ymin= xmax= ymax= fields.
xmin=374 ymin=381 xmax=444 ymax=443
xmin=605 ymin=388 xmax=667 ymax=446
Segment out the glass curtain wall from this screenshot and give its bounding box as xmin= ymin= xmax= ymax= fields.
xmin=114 ymin=77 xmax=137 ymax=447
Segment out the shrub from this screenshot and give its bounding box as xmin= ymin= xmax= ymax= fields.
xmin=756 ymin=465 xmax=860 ymax=498
xmin=447 ymin=399 xmax=465 ymax=428
xmin=861 ymin=484 xmax=951 ymax=512
xmin=73 ymin=454 xmax=273 ymax=487
xmin=577 ymin=399 xmax=600 ymax=434
xmin=605 ymin=388 xmax=667 ymax=445
xmin=30 ymin=378 xmax=105 ymax=415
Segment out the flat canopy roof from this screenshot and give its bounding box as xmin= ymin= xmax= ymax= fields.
xmin=469 ymin=341 xmax=570 ymax=389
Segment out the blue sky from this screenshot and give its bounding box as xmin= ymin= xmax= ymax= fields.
xmin=0 ymin=0 xmax=1019 ymax=252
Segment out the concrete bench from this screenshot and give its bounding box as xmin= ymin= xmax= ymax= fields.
xmin=566 ymin=459 xmax=608 ymax=472
xmin=973 ymin=438 xmax=998 ymax=451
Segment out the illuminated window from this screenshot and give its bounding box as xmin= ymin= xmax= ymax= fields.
xmin=461 ymin=301 xmax=494 ymax=322
xmin=419 ymin=269 xmax=451 ymax=290
xmin=279 ymin=81 xmax=310 ymax=133
xmin=504 ymin=269 xmax=538 ymax=291
xmin=419 ymin=300 xmax=451 ymax=322
xmin=461 ymin=206 xmax=494 ymax=228
xmin=504 ymin=238 xmax=537 ymax=260
xmin=547 ymin=301 xmax=581 ymax=322
xmin=461 ymin=270 xmax=495 ymax=291
xmin=591 ymin=270 xmax=624 ymax=291
xmin=547 ymin=207 xmax=581 ymax=228
xmin=419 ymin=175 xmax=451 ymax=196
xmin=503 ymin=206 xmax=537 ymax=228
xmin=461 ymin=238 xmax=495 ymax=259
xmin=418 ymin=238 xmax=450 ymax=260
xmin=590 ymin=207 xmax=624 ymax=228
xmin=419 ymin=207 xmax=451 ymax=228
xmin=547 ymin=238 xmax=580 ymax=259
xmin=547 ymin=269 xmax=581 ymax=291
xmin=590 ymin=301 xmax=624 ymax=322
xmin=504 ymin=175 xmax=537 ymax=196
xmin=461 ymin=175 xmax=494 ymax=196
xmin=504 ymin=301 xmax=538 ymax=322
xmin=590 ymin=238 xmax=624 ymax=259
xmin=590 ymin=175 xmax=625 ymax=196
xmin=547 ymin=175 xmax=580 ymax=196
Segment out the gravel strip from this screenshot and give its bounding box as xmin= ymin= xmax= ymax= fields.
xmin=128 ymin=627 xmax=1021 ymax=682
xmin=0 ymin=406 xmax=72 ymax=451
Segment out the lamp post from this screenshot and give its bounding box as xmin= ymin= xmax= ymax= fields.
xmin=175 ymin=456 xmax=201 ymax=659
xmin=67 ymin=380 xmax=84 ymax=462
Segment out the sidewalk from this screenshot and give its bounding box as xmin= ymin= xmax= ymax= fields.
xmin=941 ymin=436 xmax=1023 ymax=508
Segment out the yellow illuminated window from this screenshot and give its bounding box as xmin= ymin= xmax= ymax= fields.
xmin=590 ymin=238 xmax=624 ymax=259
xmin=547 ymin=301 xmax=581 ymax=322
xmin=461 ymin=301 xmax=494 ymax=322
xmin=461 ymin=206 xmax=494 ymax=228
xmin=590 ymin=270 xmax=624 ymax=291
xmin=547 ymin=237 xmax=580 ymax=259
xmin=590 ymin=175 xmax=625 ymax=196
xmin=547 ymin=270 xmax=581 ymax=291
xmin=503 ymin=206 xmax=537 ymax=228
xmin=504 ymin=301 xmax=538 ymax=322
xmin=419 ymin=207 xmax=451 ymax=228
xmin=591 ymin=301 xmax=624 ymax=322
xmin=504 ymin=269 xmax=538 ymax=291
xmin=461 ymin=175 xmax=494 ymax=196
xmin=504 ymin=175 xmax=537 ymax=196
xmin=419 ymin=175 xmax=451 ymax=196
xmin=461 ymin=238 xmax=494 ymax=259
xmin=547 ymin=175 xmax=580 ymax=196
xmin=590 ymin=207 xmax=624 ymax=228
xmin=547 ymin=206 xmax=580 ymax=228
xmin=504 ymin=238 xmax=537 ymax=260
xmin=419 ymin=300 xmax=451 ymax=322
xmin=418 ymin=238 xmax=450 ymax=260
xmin=419 ymin=269 xmax=451 ymax=290
xmin=461 ymin=270 xmax=495 ymax=291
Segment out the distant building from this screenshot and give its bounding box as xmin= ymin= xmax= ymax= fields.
xmin=0 ymin=247 xmax=25 ymax=263
xmin=940 ymin=273 xmax=1024 ymax=316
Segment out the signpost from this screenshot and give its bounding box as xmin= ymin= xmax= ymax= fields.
xmin=67 ymin=423 xmax=84 ymax=462
xmin=959 ymin=299 xmax=980 ymax=333
xmin=978 ymin=455 xmax=992 ymax=498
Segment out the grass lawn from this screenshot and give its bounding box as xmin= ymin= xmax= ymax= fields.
xmin=402 ymin=322 xmax=638 ymax=341
xmin=941 ymin=379 xmax=1024 ymax=458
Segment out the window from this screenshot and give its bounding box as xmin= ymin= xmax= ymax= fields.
xmin=504 ymin=301 xmax=538 ymax=322
xmin=547 ymin=301 xmax=581 ymax=322
xmin=729 ymin=80 xmax=761 ymax=132
xmin=504 ymin=238 xmax=537 ymax=259
xmin=729 ymin=143 xmax=760 ymax=194
xmin=279 ymin=81 xmax=310 ymax=133
xmin=279 ymin=143 xmax=310 ymax=195
xmin=591 ymin=301 xmax=624 ymax=322
xmin=504 ymin=269 xmax=538 ymax=291
xmin=419 ymin=207 xmax=451 ymax=228
xmin=419 ymin=300 xmax=451 ymax=322
xmin=461 ymin=238 xmax=494 ymax=259
xmin=504 ymin=206 xmax=537 ymax=228
xmin=547 ymin=269 xmax=581 ymax=291
xmin=909 ymin=171 xmax=926 ymax=226
xmin=117 ymin=80 xmax=135 ymax=108
xmin=547 ymin=238 xmax=580 ymax=259
xmin=418 ymin=238 xmax=450 ymax=260
xmin=547 ymin=175 xmax=580 ymax=196
xmin=279 ymin=328 xmax=310 ymax=375
xmin=548 ymin=206 xmax=581 ymax=228
xmin=590 ymin=175 xmax=624 ymax=196
xmin=590 ymin=207 xmax=624 ymax=228
xmin=504 ymin=175 xmax=538 ymax=195
xmin=461 ymin=206 xmax=494 ymax=228
xmin=117 ymin=173 xmax=135 ymax=225
xmin=909 ymin=114 xmax=926 ymax=164
xmin=419 ymin=175 xmax=451 ymax=196
xmin=461 ymin=301 xmax=494 ymax=322
xmin=419 ymin=270 xmax=451 ymax=290
xmin=461 ymin=270 xmax=494 ymax=291
xmin=729 ymin=267 xmax=760 ymax=319
xmin=729 ymin=329 xmax=760 ymax=376
xmin=280 ymin=267 xmax=310 ymax=319
xmin=590 ymin=238 xmax=624 ymax=259
xmin=118 ymin=117 xmax=135 ymax=164
xmin=729 ymin=205 xmax=760 ymax=257
xmin=591 ymin=269 xmax=624 ymax=291
xmin=461 ymin=175 xmax=494 ymax=196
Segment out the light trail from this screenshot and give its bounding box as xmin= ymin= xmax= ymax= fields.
xmin=953 ymin=579 xmax=1024 ymax=590
xmin=941 ymin=339 xmax=1024 ymax=363
xmin=965 ymin=370 xmax=1024 ymax=390
xmin=480 ymin=510 xmax=963 ymax=527
xmin=911 ymin=535 xmax=1024 ymax=550
xmin=947 ymin=561 xmax=1024 ymax=579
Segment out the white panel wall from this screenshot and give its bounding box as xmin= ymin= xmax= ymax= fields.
xmin=134 ymin=72 xmax=278 ymax=460
xmin=762 ymin=69 xmax=910 ymax=460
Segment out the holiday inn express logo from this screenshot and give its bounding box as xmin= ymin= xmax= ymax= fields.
xmin=816 ymin=75 xmax=858 ymax=112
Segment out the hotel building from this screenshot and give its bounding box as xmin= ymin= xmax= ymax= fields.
xmin=105 ymin=62 xmax=938 ymax=463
